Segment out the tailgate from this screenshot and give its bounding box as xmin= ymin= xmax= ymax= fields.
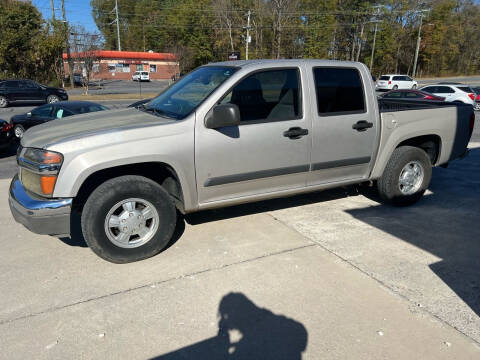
xmin=449 ymin=103 xmax=474 ymax=161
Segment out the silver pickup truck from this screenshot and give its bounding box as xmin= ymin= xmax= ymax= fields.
xmin=9 ymin=60 xmax=475 ymax=263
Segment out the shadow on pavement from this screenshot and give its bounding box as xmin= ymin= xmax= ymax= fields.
xmin=0 ymin=141 xmax=19 ymax=159
xmin=346 ymin=148 xmax=480 ymax=317
xmin=186 ymin=186 xmax=362 ymax=225
xmin=61 ymin=210 xmax=186 ymax=251
xmin=152 ymin=292 xmax=308 ymax=360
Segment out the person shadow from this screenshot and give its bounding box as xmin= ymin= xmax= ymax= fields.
xmin=152 ymin=292 xmax=308 ymax=360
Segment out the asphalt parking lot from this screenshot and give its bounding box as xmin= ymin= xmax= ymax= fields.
xmin=0 ymin=100 xmax=479 ymax=358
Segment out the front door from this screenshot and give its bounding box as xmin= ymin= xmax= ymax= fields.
xmin=307 ymin=66 xmax=379 ymax=186
xmin=195 ymin=67 xmax=311 ymax=204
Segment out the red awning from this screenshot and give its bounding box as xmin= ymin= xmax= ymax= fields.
xmin=62 ymin=50 xmax=176 ymax=61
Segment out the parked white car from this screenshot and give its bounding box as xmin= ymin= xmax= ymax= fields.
xmin=420 ymin=84 xmax=476 ymax=105
xmin=132 ymin=71 xmax=150 ymax=82
xmin=376 ymin=75 xmax=418 ymax=91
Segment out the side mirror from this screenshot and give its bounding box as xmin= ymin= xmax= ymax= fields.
xmin=205 ymin=104 xmax=240 ymax=129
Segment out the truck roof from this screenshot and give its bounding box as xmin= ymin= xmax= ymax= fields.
xmin=206 ymin=59 xmax=364 ymax=68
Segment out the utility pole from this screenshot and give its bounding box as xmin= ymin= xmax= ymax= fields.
xmin=245 ymin=10 xmax=251 ymax=60
xmin=50 ymin=0 xmax=55 ymax=20
xmin=115 ymin=0 xmax=121 ymax=51
xmin=369 ymin=22 xmax=379 ymax=72
xmin=412 ymin=10 xmax=428 ymax=78
xmin=61 ymin=0 xmax=74 ymax=88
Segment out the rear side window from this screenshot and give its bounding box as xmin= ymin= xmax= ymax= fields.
xmin=313 ymin=67 xmax=365 ymax=115
xmin=457 ymin=86 xmax=473 ymax=93
xmin=405 ymin=92 xmax=422 ymax=98
xmin=5 ymin=81 xmax=19 ymax=88
xmin=379 ymin=76 xmax=390 ymax=80
xmin=384 ymin=92 xmax=403 ymax=98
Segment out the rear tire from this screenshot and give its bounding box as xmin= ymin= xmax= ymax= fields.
xmin=0 ymin=96 xmax=7 ymax=108
xmin=392 ymin=85 xmax=399 ymax=90
xmin=47 ymin=95 xmax=59 ymax=103
xmin=14 ymin=125 xmax=24 ymax=138
xmin=81 ymin=175 xmax=177 ymax=263
xmin=377 ymin=146 xmax=432 ymax=206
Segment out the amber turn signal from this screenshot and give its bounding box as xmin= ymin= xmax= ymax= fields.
xmin=43 ymin=151 xmax=63 ymax=164
xmin=40 ymin=176 xmax=57 ymax=195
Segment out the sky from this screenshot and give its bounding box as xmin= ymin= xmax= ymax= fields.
xmin=32 ymin=0 xmax=100 ymax=33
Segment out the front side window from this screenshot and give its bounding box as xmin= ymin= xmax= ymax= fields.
xmin=392 ymin=76 xmax=403 ymax=81
xmin=145 ymin=66 xmax=237 ymax=120
xmin=313 ymin=67 xmax=365 ymax=115
xmin=221 ymin=68 xmax=301 ymax=122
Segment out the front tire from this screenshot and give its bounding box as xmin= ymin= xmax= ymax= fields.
xmin=81 ymin=175 xmax=177 ymax=263
xmin=412 ymin=84 xmax=417 ymax=89
xmin=377 ymin=146 xmax=432 ymax=206
xmin=392 ymin=85 xmax=399 ymax=90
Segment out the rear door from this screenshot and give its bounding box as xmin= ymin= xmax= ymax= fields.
xmin=308 ymin=66 xmax=379 ymax=186
xmin=195 ymin=66 xmax=311 ymax=204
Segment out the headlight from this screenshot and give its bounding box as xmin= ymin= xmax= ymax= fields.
xmin=19 ymin=148 xmax=63 ymax=197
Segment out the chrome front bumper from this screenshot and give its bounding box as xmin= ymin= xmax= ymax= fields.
xmin=9 ymin=175 xmax=72 ymax=236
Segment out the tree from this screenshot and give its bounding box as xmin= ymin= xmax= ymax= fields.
xmin=0 ymin=0 xmax=64 ymax=84
xmin=70 ymin=26 xmax=102 ymax=95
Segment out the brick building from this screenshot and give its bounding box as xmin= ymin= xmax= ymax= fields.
xmin=63 ymin=50 xmax=179 ymax=81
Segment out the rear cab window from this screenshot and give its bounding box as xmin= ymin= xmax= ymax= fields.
xmin=313 ymin=67 xmax=366 ymax=115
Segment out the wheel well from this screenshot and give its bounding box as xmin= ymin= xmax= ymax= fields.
xmin=397 ymin=135 xmax=441 ymax=164
xmin=73 ymin=162 xmax=184 ymax=213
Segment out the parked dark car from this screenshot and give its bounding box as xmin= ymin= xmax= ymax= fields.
xmin=380 ymin=89 xmax=445 ymax=101
xmin=0 ymin=119 xmax=14 ymax=149
xmin=0 ymin=79 xmax=68 ymax=108
xmin=11 ymin=101 xmax=108 ymax=138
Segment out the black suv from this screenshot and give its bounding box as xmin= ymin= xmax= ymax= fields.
xmin=0 ymin=80 xmax=68 ymax=108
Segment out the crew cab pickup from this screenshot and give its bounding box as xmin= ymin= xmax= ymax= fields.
xmin=9 ymin=60 xmax=475 ymax=263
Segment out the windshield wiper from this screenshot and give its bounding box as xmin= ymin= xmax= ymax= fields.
xmin=141 ymin=106 xmax=177 ymax=120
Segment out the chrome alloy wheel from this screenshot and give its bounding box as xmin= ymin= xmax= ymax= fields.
xmin=398 ymin=161 xmax=424 ymax=195
xmin=104 ymin=198 xmax=159 ymax=248
xmin=14 ymin=126 xmax=24 ymax=138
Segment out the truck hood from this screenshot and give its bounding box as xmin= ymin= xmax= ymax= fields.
xmin=21 ymin=108 xmax=173 ymax=148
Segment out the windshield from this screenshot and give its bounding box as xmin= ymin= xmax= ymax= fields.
xmin=144 ymin=66 xmax=237 ymax=120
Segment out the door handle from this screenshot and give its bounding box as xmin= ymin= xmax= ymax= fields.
xmin=283 ymin=127 xmax=309 ymax=139
xmin=352 ymin=120 xmax=373 ymax=132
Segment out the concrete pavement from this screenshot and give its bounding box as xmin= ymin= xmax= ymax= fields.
xmin=1 ymin=144 xmax=480 ymax=358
